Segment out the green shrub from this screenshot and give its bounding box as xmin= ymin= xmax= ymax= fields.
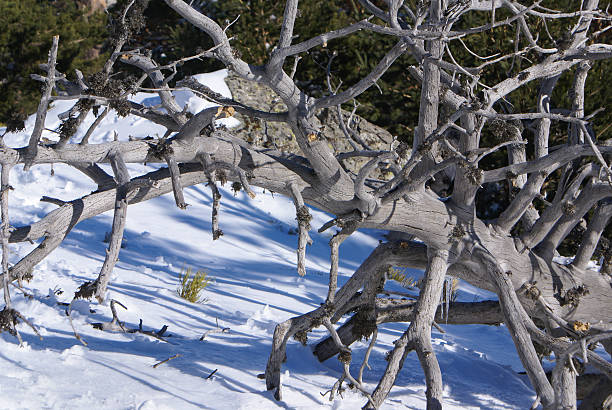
xmin=0 ymin=0 xmax=108 ymax=124
xmin=177 ymin=267 xmax=211 ymax=303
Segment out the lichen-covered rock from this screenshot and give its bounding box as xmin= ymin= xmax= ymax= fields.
xmin=224 ymin=72 xmax=394 ymax=174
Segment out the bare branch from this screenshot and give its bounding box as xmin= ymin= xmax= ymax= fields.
xmin=70 ymin=163 xmax=116 ymax=191
xmin=537 ymin=182 xmax=612 ymax=260
xmin=572 ymin=199 xmax=612 ymax=269
xmin=1 ymin=165 xmax=13 ymax=304
xmin=326 ymin=222 xmax=359 ymax=304
xmin=166 ymin=154 xmax=188 ymax=209
xmin=520 ymin=164 xmax=598 ymax=251
xmin=482 ymin=143 xmax=612 ymax=183
xmin=287 ymin=183 xmax=312 ymax=277
xmin=476 ymin=247 xmax=555 ymax=407
xmin=93 ymin=150 xmax=131 ymax=302
xmin=272 ymin=19 xmax=372 ymax=62
xmin=26 ymin=36 xmax=59 ymax=169
xmin=311 ymin=40 xmax=409 ymax=113
xmin=164 ymin=0 xmax=263 ymax=81
xmin=368 ymin=247 xmax=449 ymax=409
xmin=176 ymin=77 xmax=288 ymax=122
xmin=495 ymin=168 xmax=550 ymax=233
xmin=80 ymin=107 xmax=109 ymax=145
xmin=314 ymin=299 xmax=504 ymax=362
xmin=198 ymin=153 xmax=223 ymax=240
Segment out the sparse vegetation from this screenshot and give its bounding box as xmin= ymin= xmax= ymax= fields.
xmin=177 ymin=267 xmax=211 ymax=303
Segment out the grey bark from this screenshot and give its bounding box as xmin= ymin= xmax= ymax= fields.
xmin=552 ymin=356 xmax=577 ymax=410
xmin=572 ymin=199 xmax=612 ymax=269
xmin=2 ymin=1 xmax=612 ymax=408
xmin=1 ymin=165 xmax=13 ymax=304
xmin=366 ymin=248 xmax=449 ymax=410
xmin=26 ymin=36 xmax=59 ymax=168
xmin=93 ymin=150 xmax=130 ymax=302
xmin=477 ymin=247 xmax=555 ymax=408
xmin=314 ymin=300 xmax=503 ymax=362
xmin=534 ymin=75 xmax=560 ymax=159
xmin=288 ymin=183 xmax=312 ymax=277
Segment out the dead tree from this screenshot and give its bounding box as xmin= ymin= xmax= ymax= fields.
xmin=1 ymin=0 xmax=612 ymax=408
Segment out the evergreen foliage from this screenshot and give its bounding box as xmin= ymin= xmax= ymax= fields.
xmin=0 ymin=0 xmax=108 ymax=124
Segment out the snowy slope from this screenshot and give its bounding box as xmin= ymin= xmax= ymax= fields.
xmin=0 ymin=70 xmax=536 ymax=409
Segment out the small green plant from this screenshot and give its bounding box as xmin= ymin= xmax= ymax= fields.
xmin=177 ymin=267 xmax=211 ymax=303
xmin=387 ymin=267 xmax=416 ymax=289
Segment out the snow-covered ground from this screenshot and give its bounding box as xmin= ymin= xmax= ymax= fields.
xmin=0 ymin=70 xmax=537 ymax=409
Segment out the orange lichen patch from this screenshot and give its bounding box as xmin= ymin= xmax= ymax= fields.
xmin=215 ymin=106 xmax=235 ymax=118
xmin=573 ymin=321 xmax=590 ymax=332
xmin=307 ymin=133 xmax=317 ymax=142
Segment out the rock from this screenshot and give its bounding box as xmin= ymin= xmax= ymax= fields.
xmin=223 ymin=72 xmax=394 ymax=174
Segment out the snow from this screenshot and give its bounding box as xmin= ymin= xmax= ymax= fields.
xmin=0 ymin=70 xmax=536 ymax=409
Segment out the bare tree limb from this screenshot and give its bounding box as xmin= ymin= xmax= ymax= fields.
xmin=287 ymin=183 xmax=312 ymax=277
xmin=93 ymin=150 xmax=131 ymax=302
xmin=367 ymin=247 xmax=449 ymax=409
xmin=475 ymin=247 xmax=555 ymax=407
xmin=572 ymin=199 xmax=612 ymax=269
xmin=25 ymin=36 xmax=59 ymax=169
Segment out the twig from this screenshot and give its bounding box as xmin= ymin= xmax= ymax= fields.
xmin=197 ymin=141 xmax=256 ymax=198
xmin=432 ymin=321 xmax=445 ymax=334
xmin=581 ymin=123 xmax=612 ymax=184
xmin=90 ymin=301 xmax=173 ymax=342
xmin=153 ymin=353 xmax=182 ymax=368
xmin=326 ymin=222 xmax=359 ymax=304
xmin=322 ymin=318 xmax=375 ymax=406
xmin=198 ymin=153 xmax=222 ymax=239
xmin=66 ymin=300 xmax=88 ymax=346
xmin=474 ymin=140 xmax=528 ymax=163
xmin=40 ymin=196 xmax=66 ymax=206
xmin=289 ymin=56 xmax=301 ymax=79
xmin=80 ymin=108 xmax=109 ymax=145
xmin=198 ymin=151 xmax=256 ymax=239
xmin=92 ymin=299 xmax=128 ymax=332
xmin=199 ymin=321 xmax=230 ymax=341
xmin=165 ymin=154 xmax=188 ymax=209
xmin=1 ymin=165 xmax=13 ymax=307
xmin=358 ymin=328 xmax=377 ymax=384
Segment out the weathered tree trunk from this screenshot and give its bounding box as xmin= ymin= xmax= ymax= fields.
xmin=1 ymin=0 xmax=611 ymax=408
